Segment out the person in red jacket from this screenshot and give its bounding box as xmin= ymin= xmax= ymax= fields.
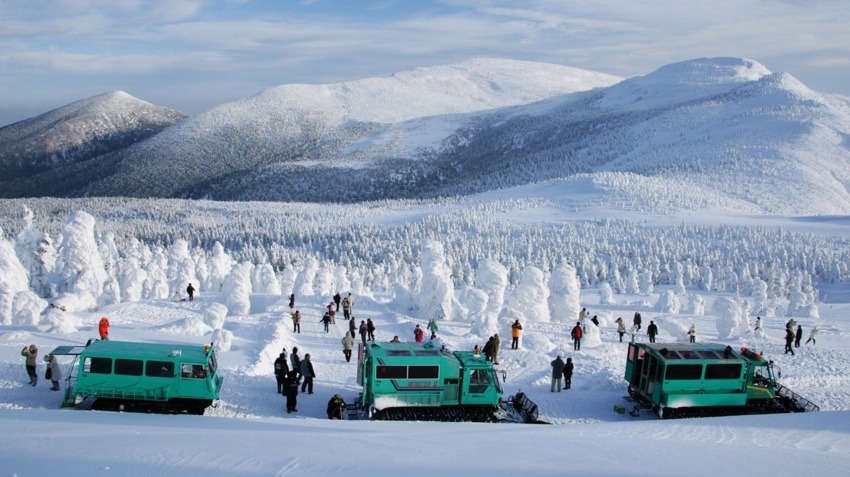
xmin=571 ymin=322 xmax=582 ymax=350
xmin=99 ymin=316 xmax=110 ymax=340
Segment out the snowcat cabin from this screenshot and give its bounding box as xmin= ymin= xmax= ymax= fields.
xmin=452 ymin=350 xmax=503 ymax=406
xmin=49 ymin=340 xmax=223 ymax=415
xmin=357 ymin=341 xmax=503 ymax=420
xmin=625 ymin=343 xmax=753 ymax=417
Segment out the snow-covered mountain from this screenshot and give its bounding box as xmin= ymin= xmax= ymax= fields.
xmin=0 ymin=91 xmax=185 ymax=183
xmin=2 ymin=58 xmax=849 ymax=214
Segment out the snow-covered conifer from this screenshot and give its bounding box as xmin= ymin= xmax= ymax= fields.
xmin=294 ymin=257 xmax=319 ymax=296
xmin=711 ymin=296 xmax=743 ymax=339
xmin=253 ymin=263 xmax=282 ymax=295
xmin=12 ymin=290 xmax=46 ymax=326
xmin=224 ymin=262 xmax=253 ymax=316
xmin=417 ymin=240 xmax=454 ymax=322
xmin=469 ymin=259 xmax=505 ymax=336
xmin=55 ymin=211 xmax=107 ymax=311
xmin=0 ymin=229 xmax=30 ymax=325
xmin=654 ymin=290 xmax=680 ymax=314
xmin=208 ymin=241 xmax=233 ymax=293
xmin=512 ymin=265 xmax=550 ymax=323
xmin=599 ymin=282 xmax=615 ymax=305
xmin=548 ymin=263 xmax=580 ymax=323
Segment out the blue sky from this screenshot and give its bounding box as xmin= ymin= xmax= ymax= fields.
xmin=1 ymin=0 xmax=848 ymax=126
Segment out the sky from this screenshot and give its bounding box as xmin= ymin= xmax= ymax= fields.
xmin=1 ymin=0 xmax=849 ymax=127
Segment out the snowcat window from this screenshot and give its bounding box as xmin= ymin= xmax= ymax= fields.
xmin=698 ymin=350 xmax=723 ymax=359
xmin=677 ymin=350 xmax=700 ymax=359
xmin=408 ymin=365 xmax=439 ymax=379
xmin=414 ymin=350 xmax=439 ymax=356
xmin=83 ymin=357 xmax=112 ymax=374
xmin=181 ymin=364 xmax=206 ymax=379
xmin=705 ymin=363 xmax=743 ymax=379
xmin=376 ymin=365 xmax=407 ymax=379
xmin=146 ymin=360 xmax=175 ymax=377
xmin=114 ymin=359 xmax=144 ymax=376
xmin=665 ymin=364 xmax=703 ymax=380
xmin=386 ymin=350 xmax=412 ymax=356
xmin=468 ymin=369 xmax=490 ymax=393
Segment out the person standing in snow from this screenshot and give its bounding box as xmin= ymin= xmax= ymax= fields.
xmin=366 ymin=318 xmax=376 ymax=341
xmin=21 ymin=344 xmax=38 ymax=386
xmin=579 ymin=308 xmax=589 ymax=333
xmin=794 ymin=325 xmax=803 ymax=348
xmin=288 ymin=293 xmax=295 ymax=311
xmin=615 ymin=317 xmax=626 ymax=342
xmin=321 ymin=312 xmax=331 ymax=332
xmin=511 ymin=320 xmax=523 ymax=349
xmin=571 ymin=322 xmax=583 ymax=350
xmin=342 ymin=331 xmax=355 ymax=362
xmin=290 ymin=347 xmax=302 ymax=380
xmin=359 ymin=320 xmax=368 ymax=344
xmin=754 ymin=316 xmax=762 ymax=332
xmin=805 ymin=326 xmax=819 ymax=345
xmin=688 ymin=324 xmax=697 ymax=343
xmin=427 ymin=319 xmax=439 ymax=340
xmin=292 ymin=310 xmax=301 ymax=334
xmin=45 ymin=353 xmax=63 ymax=391
xmin=550 ymin=355 xmax=565 ymax=392
xmin=483 ymin=336 xmax=495 ymax=361
xmin=283 ymin=371 xmax=298 ymax=413
xmin=186 ymin=283 xmax=195 ymax=301
xmin=414 ymin=324 xmax=424 ymax=343
xmin=633 ymin=312 xmax=642 ymax=331
xmin=784 ymin=328 xmax=795 ymax=355
xmin=563 ymin=357 xmax=574 ymax=390
xmin=99 ymin=316 xmax=110 ymax=340
xmin=630 ymin=323 xmax=639 ymax=342
xmin=300 ymin=354 xmax=315 ymax=394
xmin=343 ymin=293 xmax=354 ymax=320
xmin=327 ymin=301 xmax=336 ymax=324
xmin=333 ymin=292 xmax=342 ymax=313
xmin=491 ymin=333 xmax=501 ymax=365
xmin=647 ymin=321 xmax=658 ymax=343
xmin=274 ymin=348 xmax=289 ymax=394
xmin=348 ymin=316 xmax=357 ymax=338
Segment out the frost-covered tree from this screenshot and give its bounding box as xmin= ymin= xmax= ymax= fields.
xmin=654 ymin=290 xmax=680 ymax=314
xmin=223 ymin=262 xmax=254 ymax=316
xmin=417 ymin=240 xmax=454 ymax=321
xmin=207 ymin=241 xmax=233 ymax=293
xmin=639 ymin=269 xmax=654 ymax=295
xmin=312 ymin=264 xmax=334 ymax=297
xmin=168 ymin=239 xmax=198 ymax=297
xmin=333 ymin=265 xmax=352 ymax=296
xmin=55 ymin=211 xmax=107 ymax=311
xmin=599 ymin=282 xmax=615 ymax=305
xmin=470 ymin=259 xmax=506 ymax=337
xmin=711 ymin=297 xmax=743 ymax=340
xmin=511 ymin=265 xmax=550 ymax=323
xmin=751 ymin=279 xmax=768 ymax=315
xmin=120 ymin=257 xmax=148 ymax=303
xmin=12 ymin=290 xmax=46 ymax=326
xmin=294 ymin=257 xmax=319 ymax=297
xmin=0 ymin=228 xmax=30 ymax=325
xmin=204 ymin=303 xmax=228 ymax=329
xmin=15 ymin=206 xmax=50 ymax=296
xmin=689 ymin=293 xmax=705 ymax=315
xmin=253 ymin=262 xmax=282 ymax=295
xmin=548 ymin=263 xmax=580 ymax=322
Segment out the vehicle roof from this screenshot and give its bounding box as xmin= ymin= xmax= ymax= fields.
xmin=48 ymin=340 xmax=211 ymax=361
xmin=364 ymin=341 xmax=450 ymax=361
xmin=638 ymin=342 xmax=764 ymax=363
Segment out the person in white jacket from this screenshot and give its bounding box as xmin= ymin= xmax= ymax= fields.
xmin=45 ymin=354 xmax=63 ymax=391
xmin=342 ymin=332 xmax=355 ymax=362
xmin=805 ymin=326 xmax=819 ymax=345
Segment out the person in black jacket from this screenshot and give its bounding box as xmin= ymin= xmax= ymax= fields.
xmin=366 ymin=319 xmax=376 ymax=341
xmin=333 ymin=292 xmax=342 ymax=313
xmin=282 ymin=371 xmax=299 ymax=413
xmin=300 ymin=353 xmax=315 ymax=394
xmin=290 ymin=347 xmax=302 ymax=380
xmin=273 ymin=348 xmax=289 ymax=394
xmin=647 ymin=321 xmax=658 ymax=343
xmin=563 ymin=357 xmax=574 ymax=390
xmin=794 ymin=325 xmax=803 ymax=348
xmin=327 ymin=394 xmax=346 ymax=420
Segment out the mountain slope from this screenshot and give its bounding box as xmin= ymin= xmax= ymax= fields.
xmin=0 ymin=91 xmax=185 ymax=182
xmin=48 ymin=59 xmax=622 ymax=199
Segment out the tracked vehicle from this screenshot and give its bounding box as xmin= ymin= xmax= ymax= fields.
xmin=623 ymin=342 xmax=818 ymax=418
xmin=351 ymin=341 xmax=539 ymax=422
xmin=48 ymin=340 xmax=223 ymax=415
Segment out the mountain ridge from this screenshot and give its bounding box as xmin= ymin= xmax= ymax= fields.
xmin=1 ymin=57 xmax=849 ymax=215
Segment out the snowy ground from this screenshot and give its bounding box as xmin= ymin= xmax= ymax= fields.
xmin=1 ymin=284 xmax=849 ymax=476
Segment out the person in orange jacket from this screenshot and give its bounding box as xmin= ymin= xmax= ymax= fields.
xmin=511 ymin=320 xmax=523 ymax=349
xmin=99 ymin=316 xmax=110 ymax=340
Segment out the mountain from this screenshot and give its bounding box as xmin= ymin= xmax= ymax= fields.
xmin=1 ymin=58 xmax=849 ymax=215
xmin=0 ymin=90 xmax=185 ymax=183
